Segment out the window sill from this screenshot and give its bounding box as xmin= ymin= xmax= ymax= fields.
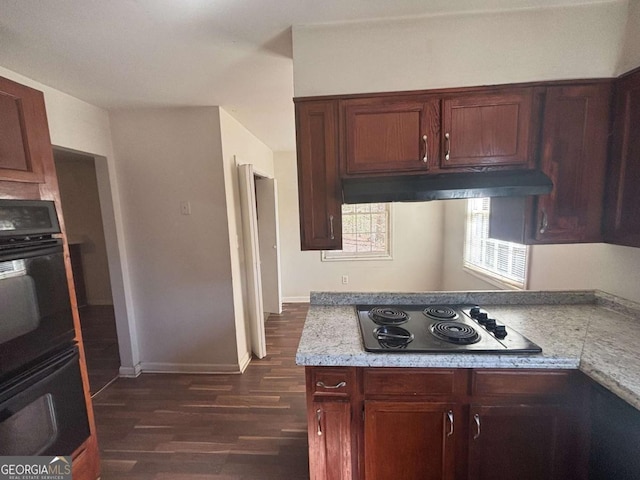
xmin=321 ymin=252 xmax=393 ymax=262
xmin=463 ymin=265 xmax=525 ymax=291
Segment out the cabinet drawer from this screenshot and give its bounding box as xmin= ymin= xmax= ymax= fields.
xmin=472 ymin=370 xmax=573 ymax=396
xmin=308 ymin=367 xmax=355 ymax=398
xmin=364 ymin=368 xmax=465 ymax=396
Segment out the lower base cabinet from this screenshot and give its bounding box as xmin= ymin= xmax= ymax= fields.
xmin=304 ymin=367 xmax=588 ymax=480
xmin=468 ymin=404 xmax=581 ymax=480
xmin=364 ymin=401 xmax=457 ymax=480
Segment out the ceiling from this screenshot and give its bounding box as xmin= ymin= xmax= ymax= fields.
xmin=0 ymin=0 xmax=611 ymax=151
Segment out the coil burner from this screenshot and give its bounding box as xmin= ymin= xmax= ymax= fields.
xmin=369 ymin=307 xmax=409 ymax=325
xmin=430 ymin=321 xmax=480 ymax=345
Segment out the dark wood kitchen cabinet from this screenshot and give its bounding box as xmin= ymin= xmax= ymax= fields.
xmin=490 ymin=82 xmax=612 ymax=244
xmin=364 ymin=401 xmax=457 ymax=480
xmin=295 ymin=99 xmax=342 ymax=250
xmin=604 ymin=67 xmax=640 ymax=248
xmin=341 ymin=96 xmax=441 ymax=175
xmin=468 ymin=404 xmax=577 ymax=480
xmin=0 ymin=75 xmax=100 ymax=480
xmin=306 ymin=367 xmax=358 ymax=480
xmin=441 ymin=88 xmax=537 ymax=170
xmin=303 ymin=367 xmax=587 ymax=480
xmin=0 ymin=76 xmax=49 ymax=183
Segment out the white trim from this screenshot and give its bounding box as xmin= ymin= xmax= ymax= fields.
xmin=283 ymin=296 xmax=311 ymax=303
xmin=118 ymin=363 xmax=142 ymax=378
xmin=138 ymin=362 xmax=245 ymax=374
xmin=463 ymin=265 xmax=523 ymax=291
xmin=237 ymin=350 xmax=252 ymax=373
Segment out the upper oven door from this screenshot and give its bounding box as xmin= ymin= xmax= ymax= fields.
xmin=0 ymin=200 xmax=60 ymax=238
xmin=0 ymin=241 xmax=75 ymax=379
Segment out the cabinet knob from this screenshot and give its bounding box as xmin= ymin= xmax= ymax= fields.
xmin=473 ymin=413 xmax=481 ymax=440
xmin=539 ymin=209 xmax=548 ymax=234
xmin=316 ymin=381 xmax=347 ymax=389
xmin=447 ymin=410 xmax=454 ymax=437
xmin=316 ymin=409 xmax=323 ymax=436
xmin=422 ymin=134 xmax=429 ymax=164
xmin=445 ymin=133 xmax=451 ymax=161
xmin=329 ymin=215 xmax=335 ymax=240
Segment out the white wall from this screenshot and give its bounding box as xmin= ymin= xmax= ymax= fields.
xmin=218 ymin=108 xmax=275 ymax=370
xmin=110 ymin=107 xmax=243 ymax=372
xmin=0 ymin=65 xmax=139 ymax=374
xmin=274 ymin=151 xmax=446 ymax=300
xmin=293 ymin=2 xmax=627 ymax=97
xmin=618 ymin=0 xmax=640 ymax=74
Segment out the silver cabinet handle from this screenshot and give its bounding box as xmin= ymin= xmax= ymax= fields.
xmin=316 ymin=408 xmax=323 ymax=436
xmin=473 ymin=413 xmax=481 ymax=440
xmin=447 ymin=410 xmax=454 ymax=437
xmin=445 ymin=132 xmax=451 ymax=161
xmin=316 ymin=381 xmax=346 ymax=389
xmin=329 ymin=214 xmax=335 ymax=240
xmin=539 ymin=209 xmax=548 ymax=234
xmin=422 ymin=134 xmax=428 ymax=163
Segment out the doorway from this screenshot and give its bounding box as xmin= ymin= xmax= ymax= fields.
xmin=238 ymin=163 xmax=282 ymax=360
xmin=53 ymin=149 xmax=120 ymax=395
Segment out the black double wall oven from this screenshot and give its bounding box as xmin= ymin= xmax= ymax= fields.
xmin=0 ymin=199 xmax=90 ymax=456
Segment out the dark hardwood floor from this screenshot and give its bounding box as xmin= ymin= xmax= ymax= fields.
xmin=93 ymin=303 xmax=310 ymax=480
xmin=80 ymin=305 xmax=121 ymax=395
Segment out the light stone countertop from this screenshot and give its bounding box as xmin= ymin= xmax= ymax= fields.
xmin=295 ymin=290 xmax=640 ymax=410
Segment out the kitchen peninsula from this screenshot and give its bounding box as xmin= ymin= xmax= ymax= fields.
xmin=296 ymin=290 xmax=640 ymax=480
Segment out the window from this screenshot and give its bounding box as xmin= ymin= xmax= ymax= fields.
xmin=463 ymin=198 xmax=528 ymax=289
xmin=322 ymin=203 xmax=392 ymax=261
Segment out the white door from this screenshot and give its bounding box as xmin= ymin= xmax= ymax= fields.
xmin=256 ymin=177 xmax=282 ymax=314
xmin=238 ymin=164 xmax=267 ymax=359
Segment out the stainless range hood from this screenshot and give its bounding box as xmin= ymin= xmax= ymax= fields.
xmin=342 ymin=170 xmax=553 ymax=204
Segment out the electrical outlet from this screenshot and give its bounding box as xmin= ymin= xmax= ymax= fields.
xmin=341 ymin=275 xmax=349 ymax=285
xmin=180 ymin=201 xmax=191 ymax=215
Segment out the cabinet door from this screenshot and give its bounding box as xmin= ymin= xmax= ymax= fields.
xmin=364 ymin=401 xmax=457 ymax=480
xmin=468 ymin=404 xmax=578 ymax=480
xmin=308 ymin=400 xmax=353 ymax=480
xmin=342 ymin=96 xmax=440 ymax=175
xmin=534 ymin=84 xmax=611 ymax=243
xmin=295 ymin=100 xmax=342 ymax=250
xmin=0 ymin=76 xmax=48 ymax=183
xmin=604 ymin=68 xmax=640 ymax=247
xmin=442 ymin=89 xmax=534 ymax=168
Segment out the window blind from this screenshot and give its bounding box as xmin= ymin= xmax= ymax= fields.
xmin=464 ymin=198 xmax=527 ymax=288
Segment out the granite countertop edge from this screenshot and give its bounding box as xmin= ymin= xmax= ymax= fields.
xmin=297 ymin=289 xmax=640 ymax=410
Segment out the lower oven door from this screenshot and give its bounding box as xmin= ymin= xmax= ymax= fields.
xmin=0 ymin=346 xmax=90 ymax=456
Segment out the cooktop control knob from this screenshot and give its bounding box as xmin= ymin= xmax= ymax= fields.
xmin=485 ymin=319 xmax=497 ymax=330
xmin=493 ymin=325 xmax=507 ymax=338
xmin=476 ymin=312 xmax=488 ymax=323
xmin=470 ymin=306 xmax=481 ymax=317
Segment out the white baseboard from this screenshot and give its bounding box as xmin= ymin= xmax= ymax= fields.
xmin=119 ymin=363 xmax=142 ymax=377
xmin=282 ymin=296 xmax=310 ymax=303
xmin=138 ymin=362 xmax=244 ymax=374
xmin=238 ymin=350 xmax=252 ymax=373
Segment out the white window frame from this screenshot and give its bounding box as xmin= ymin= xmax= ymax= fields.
xmin=463 ymin=198 xmax=529 ymax=290
xmin=322 ymin=203 xmax=393 ymax=262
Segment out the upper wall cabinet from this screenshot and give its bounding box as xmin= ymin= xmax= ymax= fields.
xmin=341 ymin=96 xmax=440 ymax=175
xmin=295 ymin=99 xmax=342 ymax=251
xmin=0 ymin=76 xmax=51 ymax=183
xmin=604 ymin=67 xmax=640 ymax=248
xmin=490 ymin=83 xmax=612 ymax=244
xmin=441 ymin=88 xmax=536 ymax=169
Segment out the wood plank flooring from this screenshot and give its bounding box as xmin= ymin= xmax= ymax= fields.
xmin=80 ymin=305 xmax=121 ymax=395
xmin=93 ymin=303 xmax=310 ymax=480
